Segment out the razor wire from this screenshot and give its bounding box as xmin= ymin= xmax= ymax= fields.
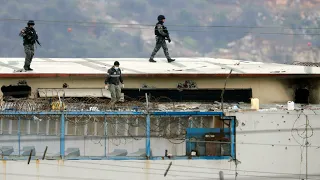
xmin=0 ymin=88 xmax=228 ymax=156
xmin=0 ymin=89 xmax=214 ymax=142
xmin=0 ymin=89 xmax=178 ymax=112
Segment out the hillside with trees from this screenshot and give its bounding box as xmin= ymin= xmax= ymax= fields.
xmin=1 ymin=0 xmax=320 ymax=63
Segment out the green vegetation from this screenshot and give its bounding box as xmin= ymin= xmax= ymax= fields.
xmin=0 ymin=0 xmax=318 ymax=62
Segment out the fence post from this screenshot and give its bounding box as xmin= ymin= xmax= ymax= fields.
xmin=104 ymin=115 xmax=107 ymax=157
xmin=230 ymin=117 xmax=235 ymax=159
xmin=60 ymin=112 xmax=65 ymax=159
xmin=219 ymin=171 xmax=224 ymax=180
xmin=146 ymin=114 xmax=151 ymax=158
xmin=18 ymin=116 xmax=21 ymax=156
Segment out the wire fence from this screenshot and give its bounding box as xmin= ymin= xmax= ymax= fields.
xmin=0 ymin=89 xmax=235 ymax=160
xmin=0 ymin=106 xmax=234 ymax=160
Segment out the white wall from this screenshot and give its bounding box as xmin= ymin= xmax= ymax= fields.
xmin=0 ymin=136 xmax=186 ymax=157
xmin=1 ymin=110 xmax=320 ymax=180
xmin=230 ymin=110 xmax=320 ymax=180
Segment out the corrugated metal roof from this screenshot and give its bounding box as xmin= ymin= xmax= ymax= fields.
xmin=0 ymin=57 xmax=320 ymax=78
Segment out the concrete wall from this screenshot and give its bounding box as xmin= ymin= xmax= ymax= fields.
xmin=1 ymin=76 xmax=311 ymax=104
xmin=1 ymin=110 xmax=320 ymax=180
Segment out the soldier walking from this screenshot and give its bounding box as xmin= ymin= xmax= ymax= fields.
xmin=19 ymin=20 xmax=41 ymax=71
xmin=149 ymin=15 xmax=175 ymax=63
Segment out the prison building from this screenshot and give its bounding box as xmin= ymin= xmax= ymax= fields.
xmin=1 ymin=57 xmax=320 ymax=104
xmin=0 ymin=57 xmax=320 ymax=180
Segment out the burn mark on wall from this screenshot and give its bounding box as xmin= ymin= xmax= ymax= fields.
xmin=141 ymin=84 xmax=156 ymax=89
xmin=177 ymin=80 xmax=197 ymax=91
xmin=288 ymin=78 xmax=318 ymax=104
xmin=1 ymin=80 xmax=31 ymax=99
xmin=63 ymin=83 xmax=69 ymax=88
xmin=122 ymin=88 xmax=252 ymax=102
xmin=295 ymin=88 xmax=309 ymax=104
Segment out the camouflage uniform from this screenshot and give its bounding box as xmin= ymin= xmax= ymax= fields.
xmin=149 ymin=15 xmax=175 ymax=63
xmin=24 ymin=44 xmax=35 ymax=70
xmin=150 ymin=36 xmax=170 ymax=59
xmin=19 ymin=20 xmax=40 ymax=71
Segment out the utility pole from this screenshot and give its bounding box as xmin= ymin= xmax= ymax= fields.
xmin=305 ymin=115 xmax=308 ymax=180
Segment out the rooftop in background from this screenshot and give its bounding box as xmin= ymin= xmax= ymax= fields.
xmin=1 ymin=57 xmax=320 ymax=78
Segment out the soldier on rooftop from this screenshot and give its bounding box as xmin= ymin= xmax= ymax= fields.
xmin=18 ymin=20 xmax=41 ymax=71
xmin=149 ymin=15 xmax=175 ymax=63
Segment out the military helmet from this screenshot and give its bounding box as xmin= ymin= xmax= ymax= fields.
xmin=114 ymin=61 xmax=120 ymax=66
xmin=157 ymin=15 xmax=165 ymax=21
xmin=27 ymin=20 xmax=35 ymax=26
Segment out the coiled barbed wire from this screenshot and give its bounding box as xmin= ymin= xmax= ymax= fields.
xmin=0 ymin=89 xmax=181 ymax=112
xmin=0 ymin=89 xmax=221 ymax=148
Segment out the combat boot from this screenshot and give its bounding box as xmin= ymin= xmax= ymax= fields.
xmin=167 ymin=58 xmax=175 ymax=63
xmin=24 ymin=66 xmax=33 ymax=71
xmin=149 ymin=58 xmax=156 ymax=63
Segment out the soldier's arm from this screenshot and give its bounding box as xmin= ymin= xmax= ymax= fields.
xmin=156 ymin=24 xmax=167 ymax=37
xmin=19 ymin=28 xmax=26 ymax=37
xmin=119 ymin=70 xmax=124 ymax=84
xmin=164 ymin=27 xmax=170 ymax=36
xmin=32 ymin=31 xmax=41 ymax=45
xmin=105 ymin=69 xmax=111 ymax=84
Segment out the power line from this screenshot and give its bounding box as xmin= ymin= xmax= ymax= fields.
xmin=0 ymin=18 xmax=284 ymax=29
xmin=25 ymin=160 xmax=320 ymax=180
xmin=1 ymin=18 xmax=320 ymax=30
xmin=1 ymin=18 xmax=320 ymax=36
xmin=0 ymin=172 xmax=115 ymax=180
xmin=3 ymin=155 xmax=318 ymax=180
xmin=81 ymin=160 xmax=320 ymax=180
xmin=29 ymin=161 xmax=214 ymax=179
xmin=2 ymin=130 xmax=320 ymax=147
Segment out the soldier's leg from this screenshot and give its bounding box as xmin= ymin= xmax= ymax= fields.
xmin=29 ymin=45 xmax=35 ymax=67
xmin=161 ymin=41 xmax=171 ymax=59
xmin=115 ymin=85 xmax=122 ymax=102
xmin=150 ymin=37 xmax=162 ymax=59
xmin=108 ymin=84 xmax=117 ymax=108
xmin=24 ymin=45 xmax=33 ymax=69
xmin=162 ymin=41 xmax=175 ymax=62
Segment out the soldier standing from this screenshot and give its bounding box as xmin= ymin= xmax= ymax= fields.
xmin=149 ymin=15 xmax=175 ymax=63
xmin=19 ymin=20 xmax=41 ymax=71
xmin=105 ymin=61 xmax=124 ymax=109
